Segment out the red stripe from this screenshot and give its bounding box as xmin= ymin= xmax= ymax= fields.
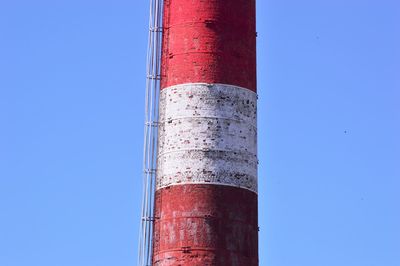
xmin=161 ymin=0 xmax=257 ymax=91
xmin=152 ymin=184 xmax=258 ymax=265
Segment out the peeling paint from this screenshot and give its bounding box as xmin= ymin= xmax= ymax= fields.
xmin=161 ymin=0 xmax=257 ymax=91
xmin=153 ymin=185 xmax=258 ymax=266
xmin=157 ymin=84 xmax=258 ymax=192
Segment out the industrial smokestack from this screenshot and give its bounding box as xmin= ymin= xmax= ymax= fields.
xmin=152 ymin=0 xmax=258 ymax=264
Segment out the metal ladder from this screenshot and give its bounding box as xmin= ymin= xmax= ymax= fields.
xmin=137 ymin=0 xmax=163 ymax=265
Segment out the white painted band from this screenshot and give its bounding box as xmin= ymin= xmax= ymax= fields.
xmin=157 ymin=83 xmax=258 ymax=192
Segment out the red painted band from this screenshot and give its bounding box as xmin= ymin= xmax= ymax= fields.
xmin=161 ymin=0 xmax=257 ymax=91
xmin=152 ymin=184 xmax=258 ymax=265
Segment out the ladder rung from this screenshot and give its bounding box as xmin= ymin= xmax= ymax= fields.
xmin=149 ymin=28 xmax=163 ymax=33
xmin=142 ymin=216 xmax=157 ymax=222
xmin=145 ymin=121 xmax=159 ymax=127
xmin=144 ymin=169 xmax=157 ymax=174
xmin=146 ymin=74 xmax=161 ymax=80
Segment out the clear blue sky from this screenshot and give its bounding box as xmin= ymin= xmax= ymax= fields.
xmin=1 ymin=1 xmax=399 ymax=265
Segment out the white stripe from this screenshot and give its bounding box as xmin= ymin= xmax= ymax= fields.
xmin=157 ymin=83 xmax=258 ymax=192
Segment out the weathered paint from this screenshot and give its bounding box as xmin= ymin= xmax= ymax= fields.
xmin=153 ymin=185 xmax=258 ymax=266
xmin=157 ymin=83 xmax=257 ymax=192
xmin=160 ymin=0 xmax=257 ymax=92
xmin=153 ymin=0 xmax=258 ymax=264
